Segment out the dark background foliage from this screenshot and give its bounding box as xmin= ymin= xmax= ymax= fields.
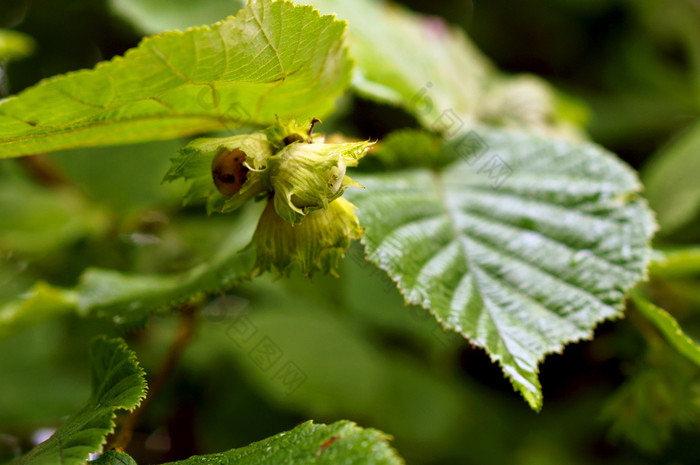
xmin=1 ymin=1 xmax=699 ymax=464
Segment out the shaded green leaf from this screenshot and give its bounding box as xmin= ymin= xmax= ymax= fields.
xmin=602 ymin=350 xmax=700 ymax=453
xmin=368 ymin=129 xmax=449 ymax=170
xmin=161 ymin=420 xmax=402 ymax=465
xmin=0 ymin=282 xmax=78 ymax=340
xmin=0 ymin=0 xmax=351 ymax=157
xmin=633 ymin=296 xmax=700 ymax=367
xmin=111 ymin=0 xmax=246 ymax=35
xmin=0 ymin=257 xmax=35 ymax=303
xmin=642 ymin=120 xmax=700 ymax=234
xmin=0 ymin=165 xmax=108 ymax=255
xmin=0 ymin=206 xmax=259 ymax=338
xmin=14 ymin=336 xmax=147 ymax=465
xmin=50 ymin=139 xmax=187 ymax=210
xmin=0 ymin=321 xmax=90 ymax=427
xmin=311 ymin=0 xmax=581 ymax=138
xmin=313 ymin=0 xmax=488 ymax=120
xmin=347 ymin=126 xmax=655 ymax=410
xmin=106 ymin=0 xmax=583 ymax=137
xmin=196 ymin=277 xmax=468 ymax=452
xmin=92 ymin=450 xmax=138 ymax=465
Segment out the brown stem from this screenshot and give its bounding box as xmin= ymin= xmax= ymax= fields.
xmin=110 ymin=305 xmax=198 ymax=451
xmin=17 ymin=155 xmax=71 ymax=188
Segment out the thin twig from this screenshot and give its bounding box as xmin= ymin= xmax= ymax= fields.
xmin=17 ymin=155 xmax=71 ymax=188
xmin=110 ymin=305 xmax=198 ymax=451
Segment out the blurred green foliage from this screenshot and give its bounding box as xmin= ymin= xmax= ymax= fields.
xmin=1 ymin=0 xmax=700 ymax=464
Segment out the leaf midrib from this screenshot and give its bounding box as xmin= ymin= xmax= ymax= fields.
xmin=426 ymin=171 xmax=618 ymax=341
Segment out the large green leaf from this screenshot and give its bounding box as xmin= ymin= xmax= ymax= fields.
xmin=108 ymin=0 xmax=583 ymax=137
xmin=161 ymin=420 xmax=402 ymax=465
xmin=0 ymin=206 xmax=259 ymax=338
xmin=0 ymin=0 xmax=351 ymax=157
xmin=347 ymin=126 xmax=655 ymax=410
xmin=14 ymin=336 xmax=147 ymax=465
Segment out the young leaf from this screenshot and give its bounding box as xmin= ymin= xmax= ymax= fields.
xmin=14 ymin=336 xmax=147 ymax=465
xmin=0 ymin=0 xmax=351 ymax=157
xmin=632 ymin=296 xmax=700 ymax=367
xmin=160 ymin=420 xmax=402 ymax=465
xmin=347 ymin=126 xmax=655 ymax=410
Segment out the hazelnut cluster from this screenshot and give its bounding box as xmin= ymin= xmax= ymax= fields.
xmin=166 ymin=118 xmax=373 ymax=277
